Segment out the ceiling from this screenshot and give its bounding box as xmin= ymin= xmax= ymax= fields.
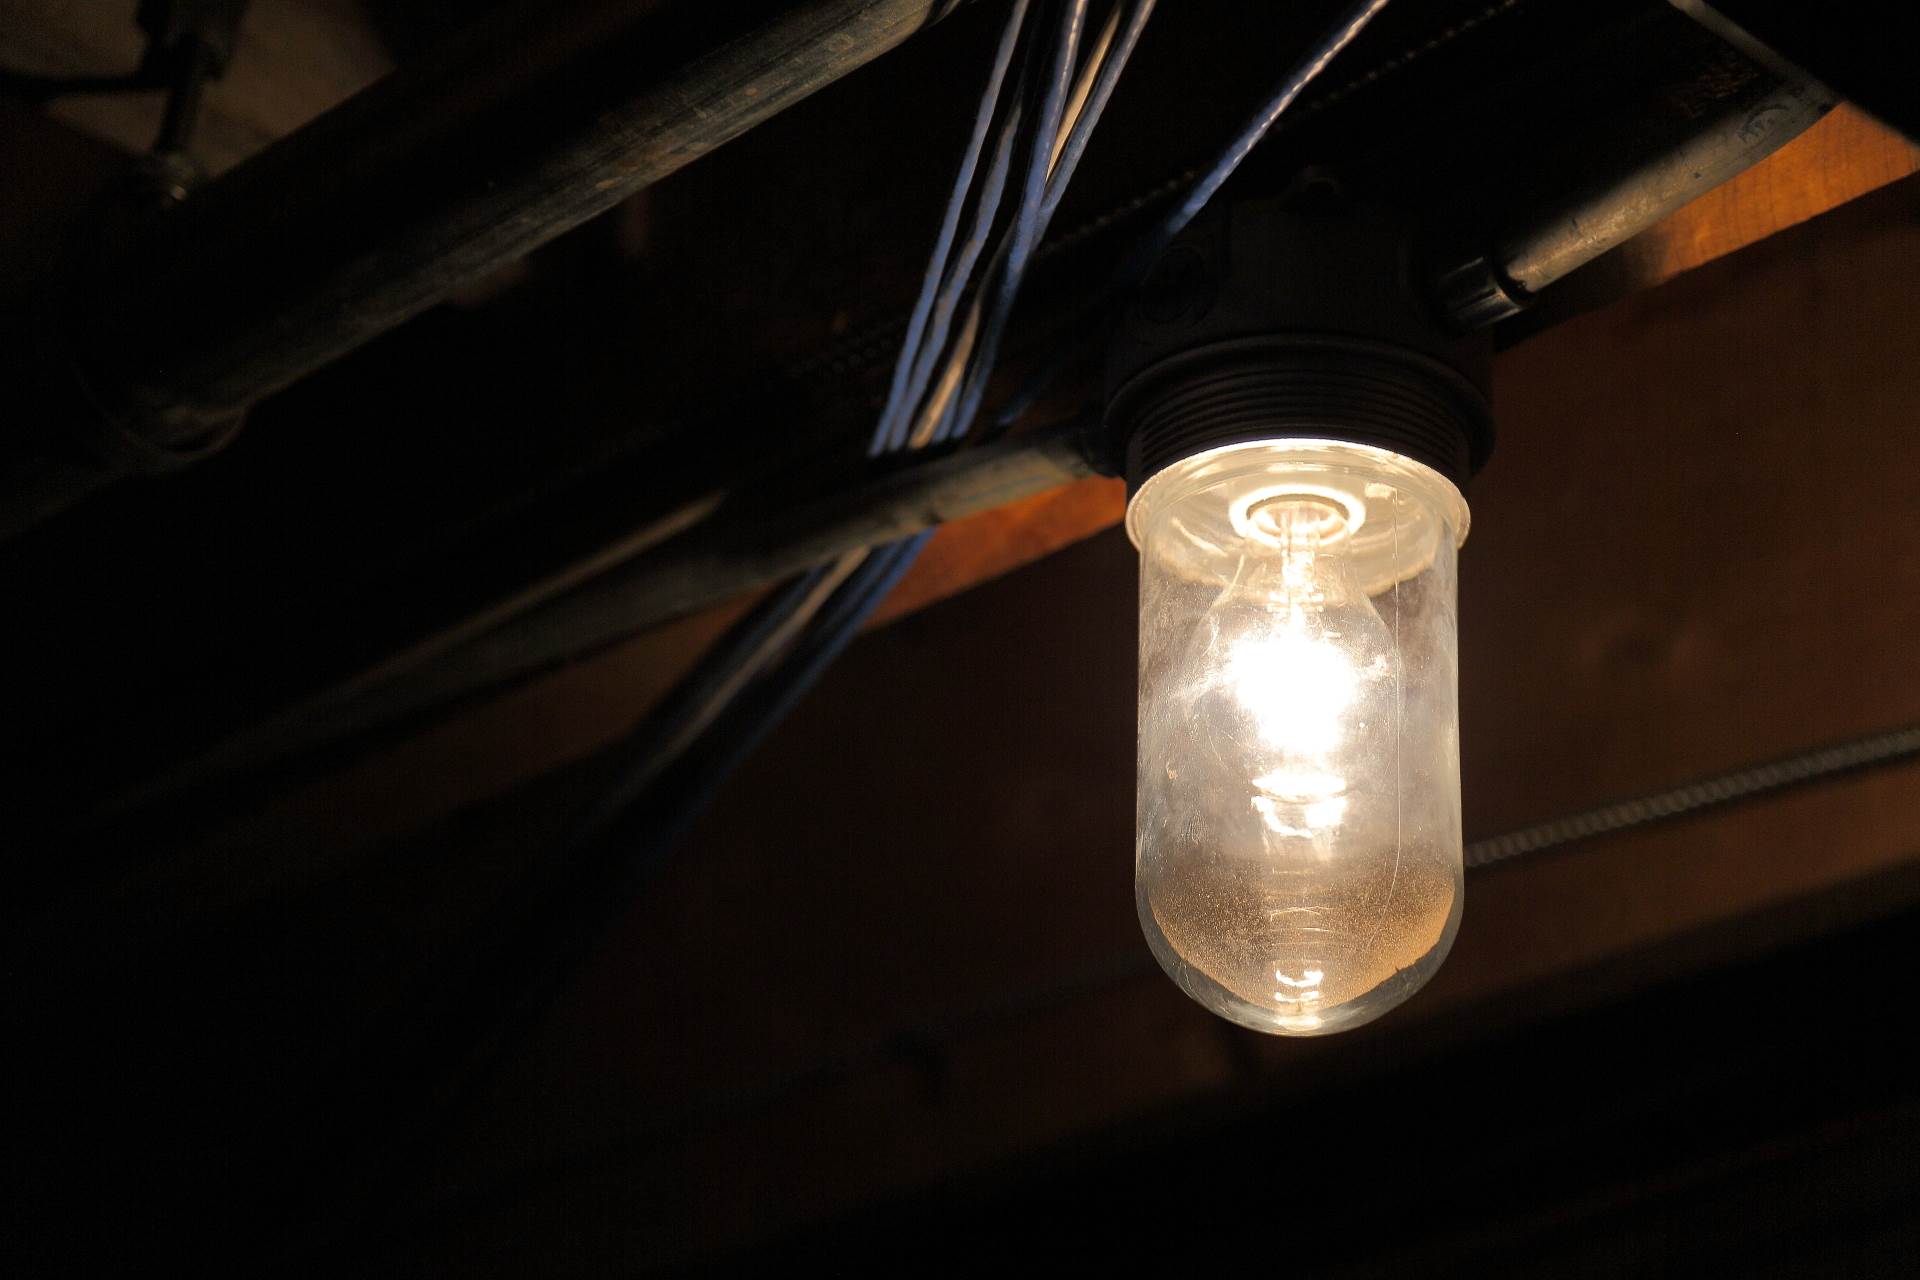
xmin=5 ymin=0 xmax=1920 ymax=1272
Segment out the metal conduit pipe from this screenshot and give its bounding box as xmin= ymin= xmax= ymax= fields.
xmin=1434 ymin=51 xmax=1835 ymax=327
xmin=1 ymin=0 xmax=964 ymax=541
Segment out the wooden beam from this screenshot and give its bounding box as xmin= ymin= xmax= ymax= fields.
xmin=870 ymin=474 xmax=1128 ymax=626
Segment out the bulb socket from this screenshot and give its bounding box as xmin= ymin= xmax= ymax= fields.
xmin=1113 ymin=334 xmax=1489 ymax=495
xmin=1104 ymin=193 xmax=1494 ymax=495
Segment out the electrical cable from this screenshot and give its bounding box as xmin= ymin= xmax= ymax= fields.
xmin=327 ymin=539 xmax=931 ymax=1266
xmin=873 ymin=0 xmax=1035 ymax=457
xmin=787 ymin=0 xmax=1537 ymax=392
xmin=575 ymin=0 xmax=1147 ymax=912
xmin=1003 ymin=0 xmax=1090 ymax=288
xmin=659 ymin=535 xmax=937 ymax=837
xmin=895 ymin=0 xmax=1111 ymax=452
xmin=1126 ymin=0 xmax=1390 ymax=274
xmin=552 ymin=0 xmax=1110 ymax=897
xmin=634 ymin=11 xmax=1055 ymax=775
xmin=487 ymin=544 xmax=932 ymax=1086
xmin=1040 ymin=0 xmax=1155 ymax=225
xmin=578 ymin=0 xmax=1146 ymax=843
xmin=1465 ymin=725 xmax=1920 ymax=870
xmin=930 ymin=0 xmax=1095 ymax=445
xmin=1049 ymin=1 xmax=1122 ymax=177
xmin=564 ymin=555 xmax=861 ymax=838
xmin=883 ymin=8 xmax=1041 ymax=454
xmin=981 ymin=0 xmax=1393 ymax=439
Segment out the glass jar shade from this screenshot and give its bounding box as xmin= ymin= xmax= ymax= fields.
xmin=1128 ymin=438 xmax=1470 ymax=1035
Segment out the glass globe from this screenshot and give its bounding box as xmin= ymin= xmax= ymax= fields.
xmin=1128 ymin=438 xmax=1470 ymax=1035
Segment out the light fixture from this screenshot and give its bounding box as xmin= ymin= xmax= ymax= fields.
xmin=1106 ymin=191 xmax=1493 ymax=1035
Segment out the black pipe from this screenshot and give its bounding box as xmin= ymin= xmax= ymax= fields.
xmin=2 ymin=0 xmax=961 ymax=541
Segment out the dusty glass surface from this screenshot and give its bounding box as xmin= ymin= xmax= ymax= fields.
xmin=1128 ymin=439 xmax=1468 ymax=1035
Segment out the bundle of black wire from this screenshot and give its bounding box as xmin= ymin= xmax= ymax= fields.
xmin=536 ymin=1 xmax=1154 ymax=860
xmin=514 ymin=0 xmax=1165 ymax=884
xmin=873 ymin=0 xmax=1158 ymax=456
xmin=643 ymin=0 xmax=1158 ymax=852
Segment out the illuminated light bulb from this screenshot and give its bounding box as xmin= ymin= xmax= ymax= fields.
xmin=1128 ymin=438 xmax=1470 ymax=1035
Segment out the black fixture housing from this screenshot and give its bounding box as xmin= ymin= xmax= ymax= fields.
xmin=1105 ymin=190 xmax=1496 ymax=497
